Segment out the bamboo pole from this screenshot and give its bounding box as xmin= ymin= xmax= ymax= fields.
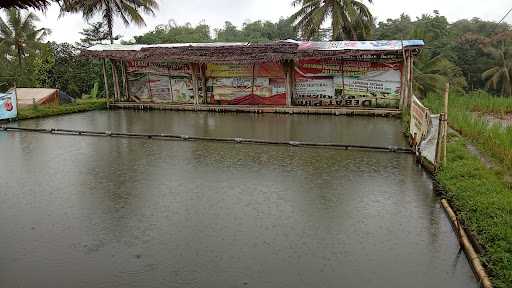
xmin=409 ymin=54 xmax=414 ymax=107
xmin=442 ymin=82 xmax=449 ymax=163
xmin=284 ymin=61 xmax=294 ymax=107
xmin=111 ymin=60 xmax=120 ymax=102
xmin=191 ymin=63 xmax=199 ymax=105
xmin=102 ymin=59 xmax=110 ymax=104
xmin=201 ymin=64 xmax=208 ymax=104
xmin=435 ymin=83 xmax=450 ymax=166
xmin=121 ymin=61 xmax=129 ymax=101
xmin=441 ymin=199 xmax=492 ymax=288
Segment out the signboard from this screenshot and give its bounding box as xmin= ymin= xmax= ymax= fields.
xmin=148 ymin=74 xmax=172 ymax=101
xmin=207 ymin=63 xmax=284 ymax=78
xmin=334 ymin=70 xmax=401 ymax=98
xmin=294 ymin=59 xmax=401 ymax=107
xmin=296 ymin=59 xmax=401 ymax=77
xmin=297 ymin=40 xmax=425 ymax=51
xmin=211 ymin=78 xmax=271 ymax=101
xmin=294 ymin=77 xmax=335 ymax=106
xmin=127 ymin=61 xmax=191 ymax=76
xmin=0 ymin=89 xmax=17 ymax=120
xmin=128 ymin=73 xmax=150 ymax=100
xmin=410 ymin=96 xmax=432 ymax=143
xmin=171 ymin=77 xmax=195 ymax=103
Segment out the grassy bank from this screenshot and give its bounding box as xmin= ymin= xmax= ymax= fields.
xmin=17 ymin=98 xmax=107 ymax=120
xmin=423 ymin=91 xmax=512 ymax=170
xmin=437 ymin=135 xmax=512 ymax=288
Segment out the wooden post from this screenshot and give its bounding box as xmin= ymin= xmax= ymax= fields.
xmin=435 ymin=83 xmax=450 ymax=167
xmin=102 ymin=59 xmax=110 ymax=104
xmin=442 ymin=82 xmax=449 ymax=163
xmin=409 ymin=53 xmax=414 ymax=107
xmin=111 ymin=60 xmax=120 ymax=102
xmin=191 ymin=63 xmax=199 ymax=105
xmin=121 ymin=61 xmax=129 ymax=101
xmin=284 ymin=60 xmax=295 ymax=107
xmin=201 ymin=64 xmax=208 ymax=104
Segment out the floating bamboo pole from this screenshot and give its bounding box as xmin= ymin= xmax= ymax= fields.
xmin=441 ymin=199 xmax=492 ymax=288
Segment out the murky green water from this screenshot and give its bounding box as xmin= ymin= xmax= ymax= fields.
xmin=0 ymin=111 xmax=477 ymax=288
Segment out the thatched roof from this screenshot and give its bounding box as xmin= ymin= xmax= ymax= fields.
xmin=82 ymin=40 xmax=425 ymax=64
xmin=0 ymin=0 xmax=52 ymax=9
xmin=83 ymin=42 xmax=298 ymax=64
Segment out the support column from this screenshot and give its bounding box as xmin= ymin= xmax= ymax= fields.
xmin=285 ymin=60 xmax=295 ymax=107
xmin=111 ymin=60 xmax=121 ymax=102
xmin=191 ymin=63 xmax=199 ymax=105
xmin=102 ymin=59 xmax=110 ymax=104
xmin=121 ymin=61 xmax=129 ymax=101
xmin=408 ymin=51 xmax=414 ymax=107
xmin=201 ymin=64 xmax=208 ymax=104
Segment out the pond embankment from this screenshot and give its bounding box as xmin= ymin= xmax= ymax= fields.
xmin=423 ymin=92 xmax=512 ymax=288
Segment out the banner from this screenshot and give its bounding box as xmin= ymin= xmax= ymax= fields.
xmin=295 ymin=59 xmax=401 ymax=77
xmin=297 ymin=40 xmax=425 ymax=51
xmin=211 ymin=78 xmax=271 ymax=100
xmin=334 ymin=70 xmax=401 ymax=98
xmin=294 ymin=77 xmax=335 ymax=106
xmin=0 ymin=90 xmax=18 ymax=120
xmin=294 ymin=59 xmax=401 ymax=107
xmin=207 ymin=63 xmax=284 ymax=78
xmin=148 ymin=73 xmax=172 ymax=101
xmin=410 ymin=96 xmax=432 ymax=143
xmin=128 ymin=73 xmax=151 ymax=100
xmin=127 ymin=61 xmax=191 ymax=76
xmin=171 ymin=77 xmax=195 ymax=103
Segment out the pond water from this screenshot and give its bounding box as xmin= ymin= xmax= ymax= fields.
xmin=0 ymin=110 xmax=477 ymax=288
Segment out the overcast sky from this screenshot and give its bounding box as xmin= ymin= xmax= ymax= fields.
xmin=27 ymin=0 xmax=512 ymax=43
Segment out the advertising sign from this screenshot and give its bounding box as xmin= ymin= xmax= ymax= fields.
xmin=211 ymin=78 xmax=271 ymax=101
xmin=207 ymin=63 xmax=284 ymax=78
xmin=128 ymin=73 xmax=150 ymax=100
xmin=294 ymin=77 xmax=335 ymax=106
xmin=171 ymin=77 xmax=195 ymax=103
xmin=297 ymin=40 xmax=424 ymax=51
xmin=148 ymin=74 xmax=172 ymax=101
xmin=334 ymin=70 xmax=401 ymax=98
xmin=127 ymin=61 xmax=191 ymax=76
xmin=0 ymin=89 xmax=18 ymax=120
xmin=294 ymin=59 xmax=401 ymax=107
xmin=296 ymin=59 xmax=401 ymax=77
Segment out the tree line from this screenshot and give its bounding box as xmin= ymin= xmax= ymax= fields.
xmin=1 ymin=0 xmax=511 ymax=98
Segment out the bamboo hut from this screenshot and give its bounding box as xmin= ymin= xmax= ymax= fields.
xmin=82 ymin=40 xmax=424 ymax=113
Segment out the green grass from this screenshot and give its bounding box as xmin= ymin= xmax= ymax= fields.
xmin=437 ymin=136 xmax=512 ymax=288
xmin=424 ymin=92 xmax=512 ymax=170
xmin=17 ymin=98 xmax=107 ymax=120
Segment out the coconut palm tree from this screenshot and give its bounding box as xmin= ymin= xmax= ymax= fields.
xmin=413 ymin=53 xmax=467 ymax=97
xmin=61 ymin=0 xmax=159 ymax=44
xmin=290 ymin=0 xmax=374 ymax=41
xmin=482 ymin=45 xmax=512 ymax=97
xmin=0 ymin=8 xmax=49 ymax=68
xmin=0 ymin=0 xmax=52 ymax=9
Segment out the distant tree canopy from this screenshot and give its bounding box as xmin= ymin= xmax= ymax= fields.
xmin=373 ymin=11 xmax=512 ymax=96
xmin=1 ymin=5 xmax=511 ymax=98
xmin=133 ymin=18 xmax=298 ymax=45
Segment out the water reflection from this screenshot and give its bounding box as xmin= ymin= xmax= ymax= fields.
xmin=0 ymin=111 xmax=477 ymax=288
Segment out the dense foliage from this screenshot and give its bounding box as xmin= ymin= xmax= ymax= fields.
xmin=437 ymin=136 xmax=512 ymax=288
xmin=1 ymin=6 xmax=511 ymax=98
